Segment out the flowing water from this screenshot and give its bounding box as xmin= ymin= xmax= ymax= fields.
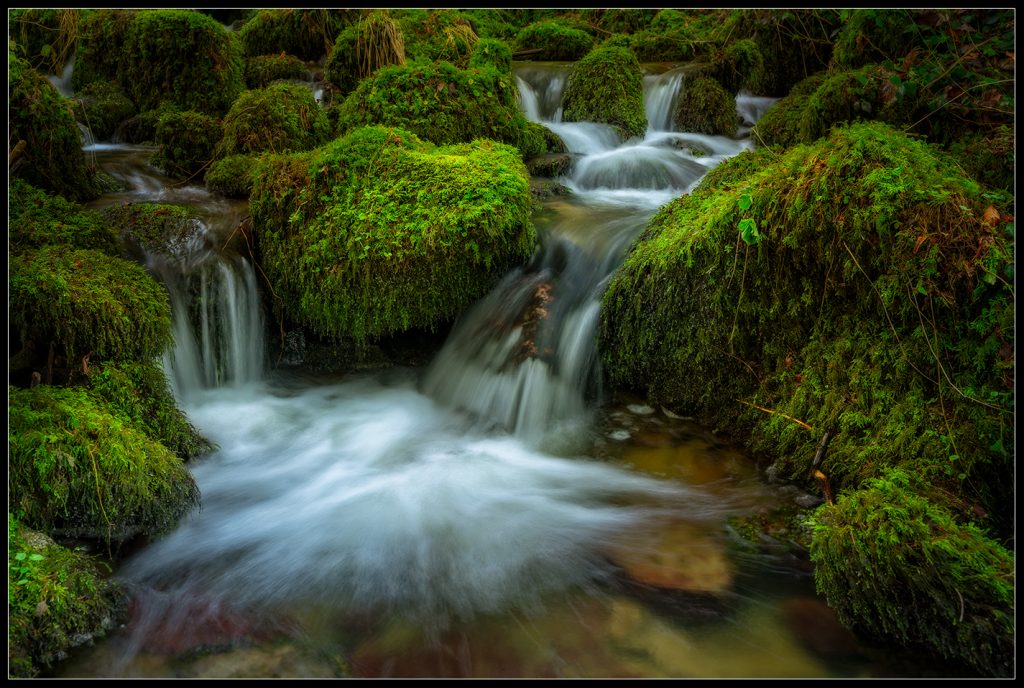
xmin=55 ymin=64 xmax=938 ymax=679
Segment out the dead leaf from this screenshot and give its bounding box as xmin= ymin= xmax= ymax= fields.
xmin=35 ymin=600 xmax=48 ymax=617
xmin=914 ymin=235 xmax=928 ymax=253
xmin=983 ymin=205 xmax=1000 ymax=226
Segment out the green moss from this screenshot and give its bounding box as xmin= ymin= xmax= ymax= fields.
xmin=562 ymin=46 xmax=647 ymax=140
xmin=10 ymin=247 xmax=173 ymax=365
xmin=9 ymin=50 xmax=100 ymax=201
xmin=70 ymin=9 xmax=135 ymax=91
xmin=797 ymin=66 xmax=922 ymax=143
xmin=716 ymin=39 xmax=767 ymax=95
xmin=100 ymin=202 xmax=203 ymax=259
xmin=947 ymin=125 xmax=1015 ymax=194
xmin=514 ymin=20 xmax=594 ymax=61
xmin=8 ymin=8 xmax=80 ymax=74
xmin=750 ymin=74 xmax=826 ymax=149
xmin=520 ymin=121 xmax=567 ymax=159
xmin=8 ymin=514 xmax=128 ymax=678
xmin=73 ymin=79 xmax=137 ymax=140
xmin=673 ymin=76 xmax=736 ymax=136
xmin=832 ymin=9 xmax=927 ymax=69
xmin=334 ymin=60 xmax=533 ymax=150
xmin=9 ymin=179 xmax=120 ymax=257
xmin=122 ymin=9 xmax=244 ymax=116
xmin=468 ymin=38 xmax=513 ymax=73
xmin=84 ymin=361 xmax=214 ymax=460
xmin=117 ymin=103 xmax=177 ymax=145
xmin=250 ymin=125 xmax=537 ymax=342
xmin=238 ymin=8 xmax=353 ymax=61
xmin=579 ymin=8 xmax=658 ymax=34
xmin=152 ymin=110 xmax=223 ymax=180
xmin=809 ymin=469 xmax=1013 ymax=676
xmin=218 ymin=83 xmax=331 ymax=158
xmin=399 ymin=9 xmax=480 ymax=66
xmin=460 ymin=9 xmax=520 ymax=41
xmin=244 ymin=53 xmax=310 ymax=89
xmin=325 ymin=11 xmax=407 ymax=98
xmin=9 ymin=385 xmax=201 ymax=544
xmin=206 ymin=154 xmax=259 ymax=198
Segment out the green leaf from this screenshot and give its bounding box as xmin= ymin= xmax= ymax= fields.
xmin=738 ymin=193 xmax=752 ymax=211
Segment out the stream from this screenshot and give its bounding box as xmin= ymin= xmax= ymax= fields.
xmin=55 ymin=63 xmax=930 ymax=679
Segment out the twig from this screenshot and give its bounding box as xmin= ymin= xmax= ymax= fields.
xmin=809 ymin=428 xmax=834 ymax=474
xmin=737 ymin=398 xmax=813 ymax=431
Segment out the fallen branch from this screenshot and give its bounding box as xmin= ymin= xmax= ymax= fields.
xmin=737 ymin=398 xmax=813 ymax=431
xmin=809 ymin=428 xmax=834 ymax=475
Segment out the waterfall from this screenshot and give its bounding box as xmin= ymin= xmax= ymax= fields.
xmin=644 ymin=68 xmax=685 ymax=132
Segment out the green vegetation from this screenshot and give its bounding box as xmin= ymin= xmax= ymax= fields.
xmin=152 ymin=110 xmax=223 ymax=180
xmin=468 ymin=37 xmax=512 ymax=73
xmin=673 ymin=76 xmax=736 ymax=136
xmin=206 ymin=154 xmax=259 ymax=198
xmin=715 ymin=38 xmax=767 ymax=95
xmin=73 ymin=80 xmax=136 ymax=141
xmin=238 ymin=8 xmax=353 ymax=61
xmin=70 ymin=9 xmax=135 ymax=91
xmin=599 ymin=122 xmax=1014 ymax=668
xmin=9 ymin=385 xmax=200 ymax=543
xmin=326 ymin=10 xmax=406 ymax=97
xmin=398 ymin=9 xmax=480 ymax=66
xmin=100 ymin=202 xmax=202 ymax=259
xmin=749 ymin=75 xmax=826 ymax=149
xmin=10 ymin=247 xmax=173 ymax=366
xmin=8 ymin=514 xmax=127 ymax=678
xmin=514 ymin=20 xmax=594 ymax=61
xmin=218 ymin=83 xmax=331 ymax=157
xmin=250 ymin=125 xmax=536 ymax=342
xmin=244 ymin=53 xmax=310 ymax=89
xmin=562 ymin=45 xmax=647 ymax=140
xmin=810 ymin=469 xmax=1014 ymax=676
xmin=9 ymin=179 xmax=119 ymax=257
xmin=8 ymin=8 xmax=80 ymax=74
xmin=9 ymin=50 xmax=100 ymax=201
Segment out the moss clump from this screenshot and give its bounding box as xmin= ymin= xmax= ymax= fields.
xmin=250 ymin=125 xmax=536 ymax=342
xmin=673 ymin=76 xmax=736 ymax=136
xmin=84 ymin=361 xmax=214 ymax=460
xmin=468 ymin=37 xmax=513 ymax=73
xmin=325 ymin=11 xmax=407 ymax=98
xmin=152 ymin=110 xmax=223 ymax=180
xmin=334 ymin=60 xmax=533 ymax=149
xmin=238 ymin=8 xmax=353 ymax=61
xmin=206 ymin=154 xmax=259 ymax=198
xmin=750 ymin=74 xmax=826 ymax=149
xmin=579 ymin=8 xmax=658 ymax=34
xmin=244 ymin=53 xmax=310 ymax=89
xmin=398 ymin=9 xmax=480 ymax=67
xmin=629 ymin=8 xmax=708 ymax=62
xmin=121 ymin=9 xmax=244 ymax=116
xmin=831 ymin=9 xmax=928 ymax=69
xmin=10 ymin=247 xmax=172 ymax=365
xmin=217 ymin=83 xmax=331 ymax=157
xmin=715 ymin=38 xmax=767 ymax=95
xmin=9 ymin=51 xmax=100 ymax=201
xmin=520 ymin=121 xmax=568 ymax=159
xmin=9 ymin=179 xmax=120 ymax=257
xmin=9 ymin=385 xmax=201 ymax=543
xmin=810 ymin=469 xmax=1014 ymax=677
xmin=70 ymin=9 xmax=135 ymax=91
xmin=73 ymin=79 xmax=137 ymax=141
xmin=117 ymin=104 xmax=177 ymax=145
xmin=8 ymin=515 xmax=128 ymax=678
xmin=797 ymin=66 xmax=922 ymax=143
xmin=947 ymin=125 xmax=1015 ymax=194
xmin=600 ymin=123 xmax=1014 ymax=662
xmin=100 ymin=202 xmax=204 ymax=259
xmin=514 ymin=20 xmax=594 ymax=61
xmin=562 ymin=45 xmax=647 ymax=140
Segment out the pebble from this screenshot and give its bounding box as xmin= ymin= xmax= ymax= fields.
xmin=627 ymin=404 xmax=655 ymax=415
xmin=608 ymin=430 xmax=631 ymax=441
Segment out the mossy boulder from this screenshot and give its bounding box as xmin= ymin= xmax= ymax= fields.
xmin=673 ymin=76 xmax=736 ymax=136
xmin=70 ymin=9 xmax=135 ymax=91
xmin=152 ymin=110 xmax=223 ymax=180
xmin=398 ymin=9 xmax=480 ymax=67
xmin=73 ymin=80 xmax=137 ymax=141
xmin=10 ymin=247 xmax=172 ymax=366
xmin=250 ymin=125 xmax=536 ymax=342
xmin=579 ymin=8 xmax=658 ymax=34
xmin=100 ymin=202 xmax=204 ymax=260
xmin=121 ymin=9 xmax=244 ymax=116
xmin=9 ymin=179 xmax=120 ymax=257
xmin=84 ymin=361 xmax=214 ymax=460
xmin=9 ymin=51 xmax=100 ymax=201
xmin=562 ymin=45 xmax=647 ymax=141
xmin=750 ymin=74 xmax=826 ymax=149
xmin=217 ymin=83 xmax=331 ymax=158
xmin=947 ymin=125 xmax=1014 ymax=194
xmin=117 ymin=104 xmax=177 ymax=145
xmin=334 ymin=60 xmax=533 ymax=150
xmin=600 ymin=120 xmax=1014 ymax=669
xmin=9 ymin=385 xmax=201 ymax=543
xmin=325 ymin=10 xmax=407 ymax=97
xmin=238 ymin=8 xmax=353 ymax=61
xmin=715 ymin=38 xmax=768 ymax=95
xmin=206 ymin=154 xmax=259 ymax=198
xmin=244 ymin=53 xmax=310 ymax=89
xmin=8 ymin=515 xmax=128 ymax=678
xmin=514 ymin=20 xmax=594 ymax=61
xmin=810 ymin=469 xmax=1014 ymax=677
xmin=629 ymin=8 xmax=704 ymax=62
xmin=468 ymin=37 xmax=513 ymax=73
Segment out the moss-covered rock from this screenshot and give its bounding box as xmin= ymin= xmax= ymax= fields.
xmin=238 ymin=8 xmax=353 ymax=61
xmin=84 ymin=361 xmax=214 ymax=460
xmin=579 ymin=8 xmax=658 ymax=34
xmin=715 ymin=38 xmax=768 ymax=95
xmin=70 ymin=9 xmax=135 ymax=91
xmin=8 ymin=515 xmax=128 ymax=678
xmin=250 ymin=126 xmax=537 ymax=342
xmin=750 ymin=74 xmax=826 ymax=149
xmin=831 ymin=9 xmax=928 ymax=69
xmin=206 ymin=154 xmax=259 ymax=198
xmin=398 ymin=9 xmax=480 ymax=67
xmin=797 ymin=66 xmax=922 ymax=143
xmin=334 ymin=60 xmax=533 ymax=150
xmin=562 ymin=45 xmax=647 ymax=141
xmin=121 ymin=9 xmax=244 ymax=116
xmin=117 ymin=104 xmax=177 ymax=145
xmin=629 ymin=8 xmax=708 ymax=63
xmin=217 ymin=83 xmax=331 ymax=158
xmin=244 ymin=53 xmax=310 ymax=89
xmin=100 ymin=202 xmax=204 ymax=260
xmin=10 ymin=247 xmax=172 ymax=366
xmin=9 ymin=385 xmax=201 ymax=543
xmin=520 ymin=120 xmax=568 ymax=159
xmin=810 ymin=469 xmax=1014 ymax=677
xmin=73 ymin=79 xmax=137 ymax=141
xmin=514 ymin=20 xmax=594 ymax=61
xmin=152 ymin=110 xmax=223 ymax=180
xmin=325 ymin=10 xmax=407 ymax=98
xmin=946 ymin=125 xmax=1015 ymax=194
xmin=9 ymin=179 xmax=120 ymax=257
xmin=9 ymin=51 xmax=100 ymax=201
xmin=468 ymin=37 xmax=513 ymax=73
xmin=600 ymin=120 xmax=1014 ymax=671
xmin=673 ymin=76 xmax=736 ymax=136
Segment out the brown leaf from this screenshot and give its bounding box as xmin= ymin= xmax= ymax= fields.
xmin=35 ymin=600 xmax=48 ymax=617
xmin=914 ymin=235 xmax=928 ymax=254
xmin=983 ymin=205 xmax=1000 ymax=227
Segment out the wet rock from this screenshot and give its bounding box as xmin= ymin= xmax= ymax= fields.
xmin=529 ymin=178 xmax=572 ymax=200
xmin=607 ymin=520 xmax=734 ymax=594
xmin=526 ymin=153 xmax=573 ymax=178
xmin=608 ymin=430 xmax=632 ymax=441
xmin=279 ymin=329 xmax=306 ymax=366
xmin=779 ymin=597 xmax=859 ymax=658
xmin=627 ymin=404 xmax=655 ymax=415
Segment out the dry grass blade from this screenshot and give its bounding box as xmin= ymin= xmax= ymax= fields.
xmin=357 ymin=12 xmax=406 ymax=79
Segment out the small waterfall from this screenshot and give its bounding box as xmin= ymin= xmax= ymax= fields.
xmin=643 ymin=68 xmax=685 ymax=132
xmin=46 ymin=56 xmax=75 ymax=97
xmin=736 ymin=90 xmax=781 ymax=137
